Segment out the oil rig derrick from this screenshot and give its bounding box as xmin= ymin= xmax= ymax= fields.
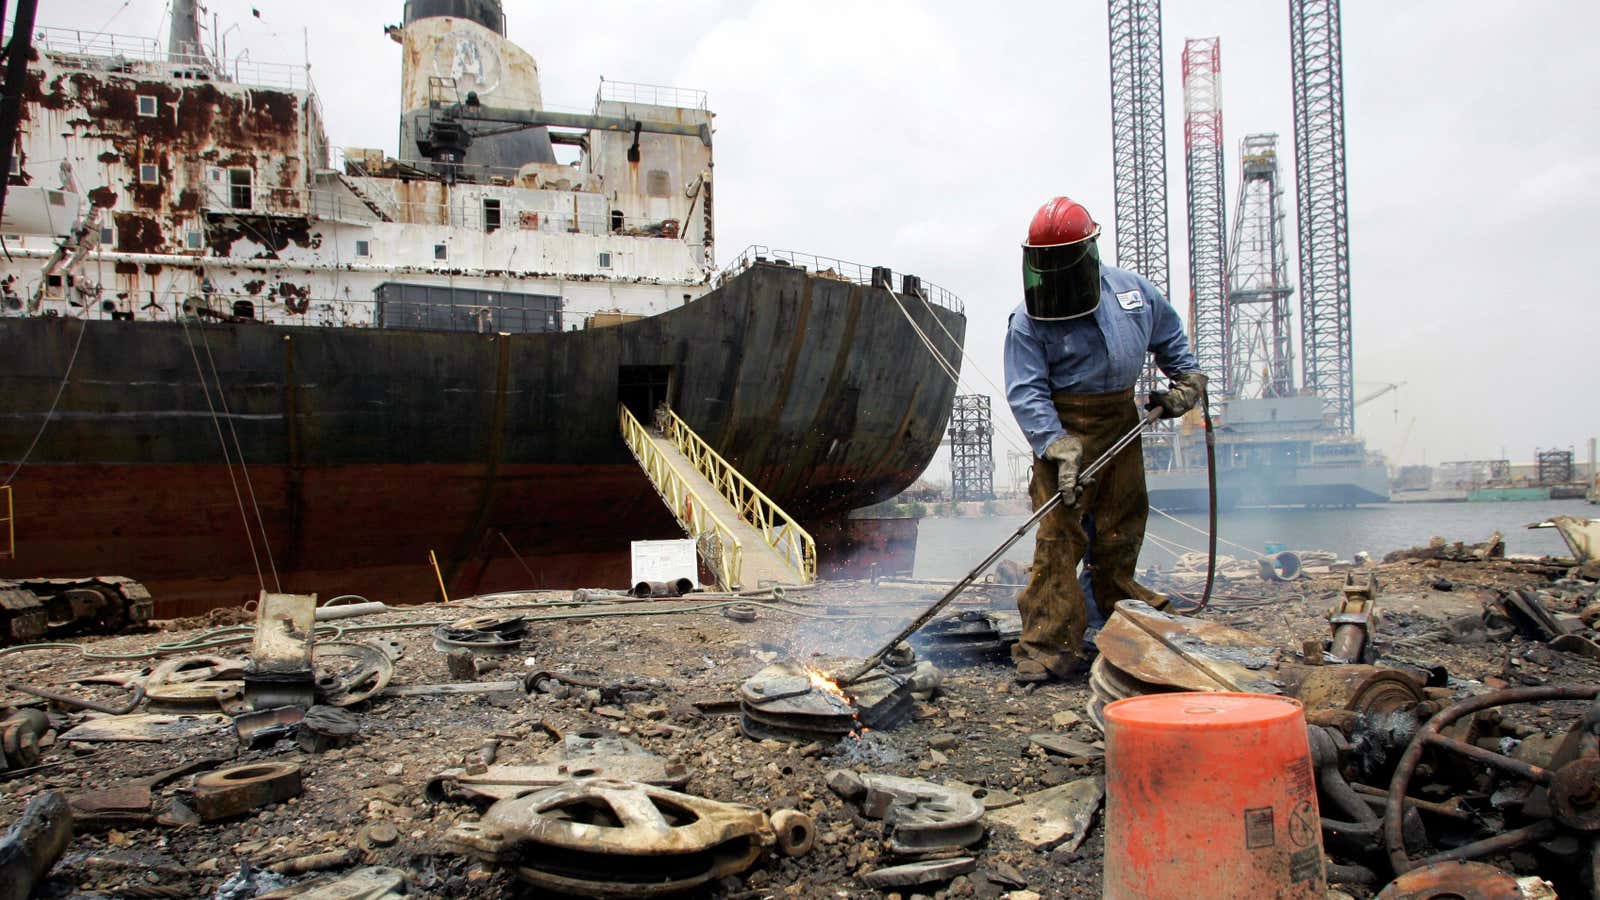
xmin=1181 ymin=37 xmax=1228 ymax=394
xmin=1289 ymin=0 xmax=1356 ymax=432
xmin=1107 ymin=0 xmax=1170 ymax=404
xmin=1225 ymin=134 xmax=1296 ymax=401
xmin=948 ymin=395 xmax=995 ymax=502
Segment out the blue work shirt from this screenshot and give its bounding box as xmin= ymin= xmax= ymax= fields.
xmin=1004 ymin=264 xmax=1200 ymax=456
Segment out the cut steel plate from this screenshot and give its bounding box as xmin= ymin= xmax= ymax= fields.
xmin=58 ymin=713 xmax=232 ymax=743
xmin=445 ymin=778 xmax=773 ymax=897
xmin=856 ymin=773 xmax=986 ymax=855
xmin=1374 ymin=859 xmax=1525 ymax=900
xmin=737 ymin=660 xmax=913 ymax=743
xmin=432 ymin=613 xmax=526 ymax=655
xmin=861 ymin=856 xmax=977 ymax=889
xmin=427 ymin=756 xmax=690 ymax=803
xmin=912 ymin=609 xmax=1022 ymax=658
xmin=1094 ymin=599 xmax=1282 ymax=694
xmin=143 ymin=655 xmax=247 ymax=708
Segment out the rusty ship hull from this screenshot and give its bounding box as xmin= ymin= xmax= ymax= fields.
xmin=0 ymin=262 xmax=965 ymax=615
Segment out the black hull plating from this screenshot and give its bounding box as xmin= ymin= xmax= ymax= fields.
xmin=0 ymin=264 xmax=966 ymax=611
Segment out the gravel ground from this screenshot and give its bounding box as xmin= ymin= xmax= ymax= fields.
xmin=1 ymin=542 xmax=1596 ymax=899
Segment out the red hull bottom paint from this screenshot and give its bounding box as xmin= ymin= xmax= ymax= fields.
xmin=0 ymin=464 xmax=921 ymax=617
xmin=0 ymin=462 xmax=684 ymax=616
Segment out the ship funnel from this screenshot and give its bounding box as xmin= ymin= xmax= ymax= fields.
xmin=405 ymin=0 xmax=505 ymax=36
xmin=397 ymin=0 xmax=555 ymax=173
xmin=168 ymin=0 xmax=205 ymax=62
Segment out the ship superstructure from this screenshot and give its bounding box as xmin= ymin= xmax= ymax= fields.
xmin=7 ymin=0 xmax=713 ymax=328
xmin=0 ymin=2 xmax=968 ymax=614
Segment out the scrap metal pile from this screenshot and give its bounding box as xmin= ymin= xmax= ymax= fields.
xmin=1075 ymin=520 xmax=1600 ymax=897
xmin=0 ymin=587 xmax=846 ymax=897
xmin=0 ymin=521 xmax=1597 ymax=898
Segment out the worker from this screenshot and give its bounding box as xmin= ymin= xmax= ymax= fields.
xmin=1003 ymin=196 xmax=1206 ymax=683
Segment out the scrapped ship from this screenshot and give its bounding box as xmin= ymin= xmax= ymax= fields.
xmin=0 ymin=1 xmax=967 ymax=616
xmin=1146 ymin=395 xmax=1389 ymax=510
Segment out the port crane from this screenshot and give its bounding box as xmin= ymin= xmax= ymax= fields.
xmin=1354 ymin=381 xmax=1405 ymax=421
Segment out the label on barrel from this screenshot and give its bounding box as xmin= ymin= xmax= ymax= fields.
xmin=1285 ymin=758 xmax=1316 ymax=801
xmin=1288 ymin=800 xmax=1317 ymax=849
xmin=1289 ymin=846 xmax=1321 ymax=883
xmin=1243 ymin=807 xmax=1275 ymax=849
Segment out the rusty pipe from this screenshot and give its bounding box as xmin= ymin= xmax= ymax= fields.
xmin=1328 ymin=624 xmax=1365 ymax=664
xmin=6 ymin=682 xmax=144 ymax=715
xmin=1385 ymin=684 xmax=1600 ymax=874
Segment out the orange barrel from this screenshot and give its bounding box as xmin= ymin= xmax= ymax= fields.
xmin=1103 ymin=692 xmax=1325 ymax=899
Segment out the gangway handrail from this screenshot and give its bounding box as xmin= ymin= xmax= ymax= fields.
xmin=618 ymin=404 xmax=743 ymax=589
xmin=660 ymin=408 xmax=817 ymax=583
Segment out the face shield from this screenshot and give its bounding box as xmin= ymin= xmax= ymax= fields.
xmin=1022 ymin=233 xmax=1102 ymax=321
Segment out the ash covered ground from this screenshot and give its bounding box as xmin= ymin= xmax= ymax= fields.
xmin=1 ymin=542 xmax=1596 ymax=899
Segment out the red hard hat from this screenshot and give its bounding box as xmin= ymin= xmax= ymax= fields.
xmin=1024 ymin=196 xmax=1100 ymax=248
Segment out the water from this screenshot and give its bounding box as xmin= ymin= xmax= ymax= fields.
xmin=911 ymin=498 xmax=1596 ymax=580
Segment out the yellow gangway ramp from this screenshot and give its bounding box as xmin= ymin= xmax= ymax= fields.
xmin=619 ymin=404 xmax=816 ymax=590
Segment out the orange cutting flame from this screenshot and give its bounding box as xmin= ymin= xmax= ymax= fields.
xmin=806 ymin=667 xmax=851 ymax=704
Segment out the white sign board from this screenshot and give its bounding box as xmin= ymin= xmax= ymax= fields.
xmin=630 ymin=539 xmax=698 ymax=587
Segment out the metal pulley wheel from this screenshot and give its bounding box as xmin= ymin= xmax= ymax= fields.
xmin=445 ymin=778 xmax=772 ymax=896
xmin=312 ymin=642 xmax=393 ymax=707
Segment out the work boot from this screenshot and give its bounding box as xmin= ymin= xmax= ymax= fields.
xmin=1013 ymin=654 xmax=1089 ymax=685
xmin=1013 ymin=658 xmax=1054 ymax=684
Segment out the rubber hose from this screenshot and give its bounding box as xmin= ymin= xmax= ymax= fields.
xmin=1190 ymin=390 xmax=1219 ymax=612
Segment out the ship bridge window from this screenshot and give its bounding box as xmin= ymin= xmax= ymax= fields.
xmin=229 ymin=168 xmax=253 ymax=210
xmin=139 ymin=163 xmax=159 ymax=183
xmin=137 ymin=95 xmax=157 ymax=117
xmin=597 ymin=251 xmax=612 ymax=269
xmin=8 ymin=154 xmax=18 ymax=176
xmin=186 ymin=231 xmax=202 ymax=250
xmin=99 ymin=226 xmax=114 ymax=246
xmin=482 ymin=198 xmax=501 ymax=233
xmin=43 ymin=273 xmax=64 ymax=300
xmin=434 ymin=243 xmax=447 ymax=261
xmin=354 ymin=239 xmax=371 ymax=257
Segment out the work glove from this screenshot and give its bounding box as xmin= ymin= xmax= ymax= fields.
xmin=1042 ymin=434 xmax=1084 ymax=501
xmin=1147 ymin=371 xmax=1208 ymax=419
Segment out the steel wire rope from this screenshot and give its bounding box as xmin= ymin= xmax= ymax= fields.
xmin=1147 ymin=503 xmax=1262 ymax=558
xmin=3 ymin=315 xmax=87 ymax=486
xmin=194 ymin=318 xmax=281 ymax=591
xmin=881 ymin=285 xmax=1035 ymax=460
xmin=178 ymin=303 xmax=267 ymax=594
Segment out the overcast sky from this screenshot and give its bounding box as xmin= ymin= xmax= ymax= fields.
xmin=42 ymin=1 xmax=1600 ymax=475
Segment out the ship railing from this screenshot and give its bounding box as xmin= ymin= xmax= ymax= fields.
xmin=31 ymin=27 xmax=312 ymax=92
xmin=660 ymin=407 xmax=817 ymax=584
xmin=716 ymin=245 xmax=965 ymax=315
xmin=596 ymin=79 xmax=709 ymax=111
xmin=618 ymin=404 xmax=744 ymax=590
xmin=302 ymin=187 xmax=693 ymax=239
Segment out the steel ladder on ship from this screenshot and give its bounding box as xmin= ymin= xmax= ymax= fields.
xmin=618 ymin=404 xmax=816 ymax=590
